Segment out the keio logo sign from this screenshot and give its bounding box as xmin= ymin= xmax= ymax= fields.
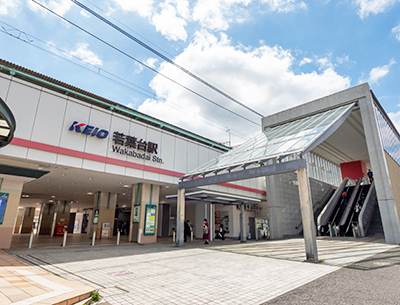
xmin=69 ymin=121 xmax=109 ymax=139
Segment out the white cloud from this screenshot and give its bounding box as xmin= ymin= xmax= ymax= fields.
xmin=138 ymin=31 xmax=350 ymax=144
xmin=69 ymin=43 xmax=102 ymax=66
xmin=354 ymin=0 xmax=400 ymax=19
xmin=0 ymin=0 xmax=20 ymax=16
xmin=336 ymin=55 xmax=350 ymax=65
xmin=152 ymin=3 xmax=188 ymax=41
xmin=28 ymin=0 xmax=73 ymax=16
xmin=193 ymin=0 xmax=252 ymax=31
xmin=299 ymin=57 xmax=312 ymax=66
xmin=144 ymin=57 xmax=159 ymax=69
xmin=392 ymin=23 xmax=400 ymax=41
xmin=361 ymin=59 xmax=396 ymax=84
xmin=111 ymin=0 xmax=154 ymax=18
xmin=261 ymin=0 xmax=307 ymax=12
xmin=316 ymin=56 xmax=334 ymax=71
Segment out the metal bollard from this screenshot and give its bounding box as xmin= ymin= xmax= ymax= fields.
xmin=91 ymin=231 xmax=96 ymax=246
xmin=28 ymin=230 xmax=34 ymax=249
xmin=117 ymin=230 xmax=120 ymax=245
xmin=191 ymin=231 xmax=193 ymax=242
xmin=62 ymin=231 xmax=67 ymax=247
xmin=172 ymin=231 xmax=176 ymax=242
xmin=137 ymin=228 xmax=142 ymax=244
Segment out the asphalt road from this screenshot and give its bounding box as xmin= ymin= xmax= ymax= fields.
xmin=263 ymin=246 xmax=400 ymax=305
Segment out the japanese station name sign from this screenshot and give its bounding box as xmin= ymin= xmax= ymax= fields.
xmin=68 ymin=121 xmax=163 ymax=164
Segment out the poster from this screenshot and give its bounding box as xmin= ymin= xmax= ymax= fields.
xmin=220 ymin=210 xmax=229 ymax=233
xmin=144 ymin=204 xmax=157 ymax=235
xmin=133 ymin=205 xmax=140 ymax=223
xmin=0 ymin=193 xmax=9 ymax=225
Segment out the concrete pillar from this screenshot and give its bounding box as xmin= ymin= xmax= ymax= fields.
xmin=21 ymin=207 xmax=35 ymax=233
xmin=38 ymin=202 xmax=56 ymax=235
xmin=297 ymin=167 xmax=318 ymax=262
xmin=266 ymin=159 xmax=283 ymax=239
xmin=129 ymin=183 xmax=160 ymax=244
xmin=240 ymin=204 xmax=246 ymax=243
xmin=359 ymin=95 xmax=400 ymax=244
xmin=0 ymin=178 xmax=23 ymax=249
xmin=92 ymin=192 xmax=117 ymax=239
xmin=209 ymin=204 xmax=214 ymax=241
xmin=176 ymin=188 xmax=185 ymax=247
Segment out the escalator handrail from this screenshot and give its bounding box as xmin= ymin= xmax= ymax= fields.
xmin=317 ymin=177 xmax=351 ymax=228
xmin=359 ymin=181 xmax=377 ymax=236
xmin=338 ymin=178 xmax=362 ymax=233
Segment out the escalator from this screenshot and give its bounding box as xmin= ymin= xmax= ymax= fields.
xmin=317 ymin=178 xmax=377 ymax=237
xmin=317 ymin=177 xmax=354 ymax=236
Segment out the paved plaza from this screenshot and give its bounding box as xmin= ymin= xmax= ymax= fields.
xmin=3 ymin=236 xmax=397 ymax=305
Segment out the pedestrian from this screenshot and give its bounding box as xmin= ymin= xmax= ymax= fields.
xmin=202 ymin=219 xmax=209 ymax=244
xmin=342 ymin=191 xmax=348 ymax=205
xmin=184 ymin=219 xmax=191 ymax=242
xmin=367 ymin=169 xmax=373 ymax=183
xmin=217 ymin=224 xmax=225 ymax=240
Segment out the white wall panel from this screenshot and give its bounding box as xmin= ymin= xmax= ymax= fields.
xmin=106 ymin=114 xmax=130 ymax=162
xmin=158 ymin=174 xmax=175 ymax=184
xmin=159 ymin=132 xmax=175 ymax=172
xmin=105 ymin=164 xmax=125 ymax=176
xmin=27 ymin=149 xmax=57 ymax=164
xmin=174 ymin=138 xmax=188 ymax=174
xmin=0 ymin=75 xmax=11 ymax=101
xmin=56 ymin=155 xmax=83 ymax=169
xmin=143 ymin=171 xmax=160 ymax=182
xmin=82 ymin=159 xmax=106 ymax=172
xmin=60 ymin=98 xmax=91 ymax=152
xmin=6 ymin=81 xmax=40 ymax=140
xmin=198 ymin=145 xmax=209 ymax=167
xmin=125 ymin=167 xmax=144 ymax=179
xmin=187 ymin=142 xmax=199 ymax=172
xmin=31 ymin=90 xmax=67 ymax=146
xmin=0 ymin=145 xmax=28 ymax=159
xmin=144 ymin=126 xmax=162 ymax=169
xmin=84 ymin=107 xmax=111 ymax=156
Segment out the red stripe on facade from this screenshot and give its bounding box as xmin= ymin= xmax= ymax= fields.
xmin=10 ymin=138 xmax=266 ymax=195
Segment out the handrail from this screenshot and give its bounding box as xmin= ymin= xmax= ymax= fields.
xmin=317 ymin=177 xmax=351 ymax=234
xmin=359 ymin=181 xmax=377 ymax=236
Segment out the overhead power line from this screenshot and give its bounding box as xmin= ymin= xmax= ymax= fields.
xmin=72 ymin=0 xmax=265 ymax=118
xmin=31 ymin=0 xmax=260 ymax=126
xmin=0 ymin=20 xmax=251 ymax=142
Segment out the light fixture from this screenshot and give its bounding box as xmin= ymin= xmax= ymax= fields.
xmin=87 ymin=192 xmax=94 ymax=195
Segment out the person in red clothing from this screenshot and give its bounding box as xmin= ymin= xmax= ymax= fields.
xmin=342 ymin=191 xmax=348 ymax=205
xmin=202 ymin=219 xmax=209 ymax=244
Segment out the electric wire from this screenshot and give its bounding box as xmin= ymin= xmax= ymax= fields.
xmin=72 ymin=0 xmax=265 ymax=118
xmin=0 ymin=21 xmax=251 ymax=142
xmin=31 ymin=0 xmax=260 ymax=126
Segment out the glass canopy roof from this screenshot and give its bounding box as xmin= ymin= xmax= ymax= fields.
xmin=184 ymin=103 xmax=355 ymax=178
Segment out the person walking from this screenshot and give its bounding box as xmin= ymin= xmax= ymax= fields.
xmin=184 ymin=219 xmax=191 ymax=242
xmin=202 ymin=219 xmax=209 ymax=244
xmin=367 ymin=169 xmax=373 ymax=183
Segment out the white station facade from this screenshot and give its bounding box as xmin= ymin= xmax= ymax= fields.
xmin=0 ymin=59 xmax=266 ymax=249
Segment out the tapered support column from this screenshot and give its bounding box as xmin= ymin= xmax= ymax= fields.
xmin=240 ymin=204 xmax=246 ymax=243
xmin=176 ymin=188 xmax=185 ymax=247
xmin=209 ymin=204 xmax=213 ymax=241
xmin=297 ymin=167 xmax=318 ymax=262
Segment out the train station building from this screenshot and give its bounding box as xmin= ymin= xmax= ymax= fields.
xmin=0 ymin=58 xmax=400 ymax=260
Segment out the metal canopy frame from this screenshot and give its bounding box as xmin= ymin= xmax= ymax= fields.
xmin=175 ymin=103 xmax=358 ymax=262
xmin=167 ymin=190 xmax=261 ymax=205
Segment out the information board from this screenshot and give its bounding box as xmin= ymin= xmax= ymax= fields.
xmin=144 ymin=204 xmax=157 ymax=235
xmin=0 ymin=193 xmax=9 ymax=225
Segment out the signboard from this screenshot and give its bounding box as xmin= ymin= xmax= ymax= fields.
xmin=0 ymin=193 xmax=9 ymax=225
xmin=220 ymin=211 xmax=229 ymax=233
xmin=144 ymin=204 xmax=157 ymax=235
xmin=133 ymin=205 xmax=140 ymax=223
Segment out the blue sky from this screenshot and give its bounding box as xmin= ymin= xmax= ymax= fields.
xmin=0 ymin=0 xmax=400 ymax=145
